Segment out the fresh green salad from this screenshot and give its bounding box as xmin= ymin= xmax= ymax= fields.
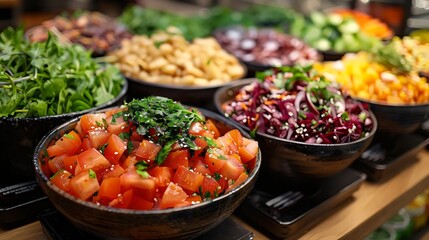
xmin=290 ymin=11 xmax=381 ymax=52
xmin=118 ymin=5 xmax=299 ymax=40
xmin=0 ymin=27 xmax=124 ymax=118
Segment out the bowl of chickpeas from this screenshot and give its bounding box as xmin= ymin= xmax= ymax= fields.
xmin=108 ymin=28 xmax=247 ymax=107
xmin=314 ymin=52 xmax=429 ymax=134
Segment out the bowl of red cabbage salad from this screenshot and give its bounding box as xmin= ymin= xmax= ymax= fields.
xmin=221 ymin=65 xmax=375 ymax=144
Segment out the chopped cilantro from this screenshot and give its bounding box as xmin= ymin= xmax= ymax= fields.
xmin=89 ymin=169 xmax=96 ymax=179
xmin=213 ymin=172 xmax=221 ymax=181
xmin=99 ymin=143 xmax=108 ymax=154
xmin=63 ymin=133 xmax=75 ymax=140
xmin=136 ymin=170 xmax=149 ymax=178
xmin=118 ymin=132 xmax=130 ymax=140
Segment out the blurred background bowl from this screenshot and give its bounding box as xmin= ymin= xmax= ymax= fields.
xmin=214 ymin=79 xmax=377 ymax=180
xmin=357 ymin=99 xmax=429 ymax=134
xmin=126 ymin=73 xmax=246 ymax=107
xmin=212 ymin=26 xmax=321 ymax=77
xmin=33 ymin=107 xmax=261 ymax=240
xmin=0 ymin=80 xmax=128 ymax=183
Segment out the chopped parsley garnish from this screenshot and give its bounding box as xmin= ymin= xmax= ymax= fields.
xmin=118 ymin=132 xmax=130 ymax=140
xmin=202 ymin=136 xmax=217 ymax=148
xmin=135 ymin=161 xmax=150 ymax=178
xmin=89 ymin=169 xmax=96 ymax=179
xmin=213 ymin=172 xmax=221 ymax=181
xmin=204 ymin=191 xmax=211 ymax=199
xmin=135 ymin=161 xmax=149 ymax=171
xmin=127 ymin=141 xmax=134 ymax=154
xmin=63 ymin=133 xmax=75 ymax=140
xmin=99 ymin=143 xmax=108 ymax=154
xmin=96 ymin=121 xmax=103 ymax=127
xmin=121 ymin=97 xmax=206 ymax=165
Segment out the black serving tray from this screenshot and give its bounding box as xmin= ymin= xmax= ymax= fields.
xmin=39 ymin=210 xmax=253 ymax=240
xmin=235 ymin=168 xmax=366 ymax=239
xmin=352 ymin=131 xmax=429 ymax=182
xmin=0 ymin=180 xmax=52 ymax=229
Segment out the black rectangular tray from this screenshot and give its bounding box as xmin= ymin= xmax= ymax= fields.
xmin=352 ymin=132 xmax=428 ymax=182
xmin=235 ymin=168 xmax=366 ymax=239
xmin=39 ymin=210 xmax=253 ymax=240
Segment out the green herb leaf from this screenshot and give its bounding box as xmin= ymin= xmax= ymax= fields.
xmin=136 ymin=170 xmax=149 ymax=178
xmin=213 ymin=172 xmax=221 ymax=181
xmin=124 ymin=97 xmax=206 ymax=165
xmin=118 ymin=132 xmax=130 ymax=140
xmin=89 ymin=169 xmax=96 ymax=179
xmin=99 ymin=143 xmax=108 ymax=154
xmin=135 ymin=161 xmax=149 ymax=171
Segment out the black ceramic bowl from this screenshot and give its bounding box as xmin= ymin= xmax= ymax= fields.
xmin=33 ymin=107 xmax=261 ymax=240
xmin=357 ymin=98 xmax=429 ymax=134
xmin=214 ymin=79 xmax=377 ymax=180
xmin=126 ymin=71 xmax=247 ymax=107
xmin=0 ymin=80 xmax=128 ymax=182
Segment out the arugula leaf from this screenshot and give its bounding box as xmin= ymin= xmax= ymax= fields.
xmin=0 ymin=27 xmax=124 ymax=118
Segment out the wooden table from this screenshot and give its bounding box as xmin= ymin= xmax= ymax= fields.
xmin=1 ymin=150 xmax=429 ymax=240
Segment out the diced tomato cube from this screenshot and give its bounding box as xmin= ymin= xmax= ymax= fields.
xmin=106 ymin=115 xmax=130 ymax=135
xmin=46 ymin=144 xmax=64 ymax=158
xmin=120 ymin=169 xmax=156 ymax=191
xmin=50 ymin=169 xmax=72 ymax=193
xmin=135 ymin=140 xmax=162 ymax=162
xmin=63 ymin=155 xmax=78 ymax=173
xmin=81 ymin=137 xmax=93 ymax=152
xmin=54 ymin=130 xmax=82 ymax=156
xmin=159 ymin=182 xmax=188 ymax=209
xmin=193 ymin=137 xmax=208 ymax=157
xmin=109 ymin=189 xmax=133 ymax=209
xmin=77 ymin=148 xmax=111 ymax=173
xmin=217 ymin=155 xmax=245 ymax=181
xmin=80 ymin=113 xmax=107 ymax=134
xmin=191 ymin=156 xmax=211 ymax=175
xmin=225 ymin=129 xmax=243 ymax=148
xmin=149 ymin=166 xmax=173 ymax=188
xmin=226 ymin=172 xmax=248 ymax=193
xmin=204 ymin=148 xmax=227 ymax=173
xmin=216 ymin=135 xmax=238 ymax=155
xmin=205 ymin=119 xmax=221 ymax=139
xmin=88 ymin=130 xmax=111 ymax=149
xmin=129 ymin=195 xmax=154 ymax=210
xmin=48 ymin=154 xmax=67 ymax=174
xmin=69 ymin=170 xmax=100 ymax=200
xmin=98 ymin=177 xmax=121 ymax=201
xmin=172 ymin=165 xmax=204 ymax=192
xmin=200 ymin=176 xmax=221 ymax=199
xmin=103 ymin=134 xmax=126 ymax=165
xmin=238 ymin=138 xmax=259 ymax=163
xmin=101 ymin=164 xmax=125 ymax=179
xmin=189 ymin=122 xmax=214 ymax=138
xmin=162 ymin=149 xmax=189 ymax=170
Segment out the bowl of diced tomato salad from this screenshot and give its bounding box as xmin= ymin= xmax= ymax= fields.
xmin=33 ymin=97 xmax=260 ymax=239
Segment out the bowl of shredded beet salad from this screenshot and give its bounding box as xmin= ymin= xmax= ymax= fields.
xmin=214 ymin=65 xmax=377 ymax=179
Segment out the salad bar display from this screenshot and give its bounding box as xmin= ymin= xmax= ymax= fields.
xmin=1 ymin=2 xmax=429 ymax=240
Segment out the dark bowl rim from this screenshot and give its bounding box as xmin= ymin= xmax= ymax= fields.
xmin=0 ymin=77 xmax=128 ymax=122
xmin=33 ymin=106 xmax=261 ymax=215
xmin=354 ymin=96 xmax=429 ymax=108
xmin=214 ymin=78 xmax=378 ymax=147
xmin=125 ymin=62 xmax=248 ymax=91
xmin=212 ymin=26 xmax=322 ymax=69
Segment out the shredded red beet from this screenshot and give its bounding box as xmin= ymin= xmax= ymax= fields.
xmin=222 ymin=65 xmax=374 ymax=144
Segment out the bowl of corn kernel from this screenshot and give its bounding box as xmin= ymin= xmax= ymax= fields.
xmin=107 ymin=27 xmax=246 ymax=107
xmin=314 ymin=43 xmax=429 ymax=134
